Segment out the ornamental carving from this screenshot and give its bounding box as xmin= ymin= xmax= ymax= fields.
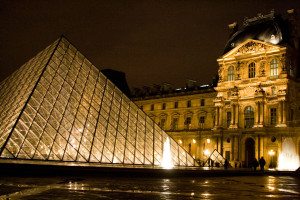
xmin=230 ymin=86 xmax=239 ymax=96
xmin=259 ymin=61 xmax=266 ymax=76
xmin=255 ymin=84 xmax=265 ymax=96
xmin=235 ymin=41 xmax=278 ymax=56
xmin=236 ymin=42 xmax=266 ymax=55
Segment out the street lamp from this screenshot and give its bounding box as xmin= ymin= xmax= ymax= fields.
xmin=268 ymin=149 xmax=275 ymax=168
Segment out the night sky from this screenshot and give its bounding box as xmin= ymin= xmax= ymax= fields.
xmin=0 ymin=0 xmax=299 ymax=88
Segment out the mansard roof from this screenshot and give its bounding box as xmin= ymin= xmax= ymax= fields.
xmin=224 ymin=11 xmax=294 ymax=54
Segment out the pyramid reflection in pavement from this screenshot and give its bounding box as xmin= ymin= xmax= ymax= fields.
xmin=0 ymin=37 xmax=196 ymax=167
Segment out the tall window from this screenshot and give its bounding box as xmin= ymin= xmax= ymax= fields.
xmin=228 ymin=66 xmax=235 ymax=81
xmin=270 ymin=59 xmax=278 ymax=77
xmin=185 ymin=116 xmax=192 ymax=129
xmin=171 ymin=117 xmax=179 ymax=130
xmin=187 ymin=100 xmax=191 ymax=108
xmin=162 ymin=103 xmax=166 ymax=110
xmin=200 ymin=99 xmax=205 ymax=106
xmin=151 ymin=104 xmax=154 ymax=111
xmin=248 ymin=62 xmax=256 ymax=78
xmin=270 ymin=108 xmax=277 ymax=125
xmin=244 ymin=106 xmax=254 ymax=128
xmin=227 ymin=112 xmax=231 ymax=128
xmin=160 ymin=118 xmax=166 ymax=129
xmin=174 ymin=101 xmax=178 ymax=108
xmin=199 ymin=116 xmax=205 ymax=129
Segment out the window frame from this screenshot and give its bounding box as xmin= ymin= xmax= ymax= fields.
xmin=227 ymin=65 xmax=235 ymax=81
xmin=270 ymin=107 xmax=277 ymax=125
xmin=244 ymin=106 xmax=254 ymax=128
xmin=270 ymin=59 xmax=279 ymax=77
xmin=248 ymin=62 xmax=256 ymax=78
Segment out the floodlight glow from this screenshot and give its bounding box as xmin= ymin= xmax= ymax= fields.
xmin=161 ymin=137 xmax=174 ymax=169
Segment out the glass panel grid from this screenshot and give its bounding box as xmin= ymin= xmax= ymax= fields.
xmin=0 ymin=38 xmax=196 ymax=167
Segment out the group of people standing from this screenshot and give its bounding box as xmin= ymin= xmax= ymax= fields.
xmin=252 ymin=157 xmax=266 ymax=171
xmin=223 ymin=157 xmax=266 ymax=171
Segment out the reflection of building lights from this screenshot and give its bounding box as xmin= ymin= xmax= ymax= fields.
xmin=268 ymin=186 xmax=275 ymax=191
xmin=268 ymin=149 xmax=275 ymax=156
xmin=204 ymin=149 xmax=210 ymax=156
xmin=178 ymin=140 xmax=182 ymax=144
xmin=206 ymin=139 xmax=210 ymax=144
xmin=192 ymin=139 xmax=196 ymax=144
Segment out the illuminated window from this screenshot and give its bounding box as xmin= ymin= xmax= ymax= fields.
xmin=270 ymin=108 xmax=277 ymax=125
xmin=199 ymin=116 xmax=205 ymax=128
xmin=244 ymin=106 xmax=254 ymax=128
xmin=227 ymin=66 xmax=234 ymax=81
xmin=248 ymin=62 xmax=256 ymax=78
xmin=270 ymin=59 xmax=278 ymax=77
xmin=185 ymin=116 xmax=192 ymax=129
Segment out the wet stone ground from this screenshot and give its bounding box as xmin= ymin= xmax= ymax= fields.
xmin=0 ymin=175 xmax=299 ymax=199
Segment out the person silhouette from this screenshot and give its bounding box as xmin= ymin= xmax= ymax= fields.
xmin=224 ymin=159 xmax=229 ymax=170
xmin=252 ymin=158 xmax=259 ymax=171
xmin=259 ymin=157 xmax=266 ymax=172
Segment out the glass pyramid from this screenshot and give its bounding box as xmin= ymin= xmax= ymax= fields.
xmin=0 ymin=37 xmax=196 ymax=167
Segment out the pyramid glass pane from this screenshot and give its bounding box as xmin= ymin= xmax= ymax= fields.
xmin=0 ymin=40 xmax=58 ymax=148
xmin=0 ymin=37 xmax=196 ymax=167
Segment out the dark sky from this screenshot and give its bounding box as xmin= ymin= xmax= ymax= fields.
xmin=0 ymin=0 xmax=299 ymax=88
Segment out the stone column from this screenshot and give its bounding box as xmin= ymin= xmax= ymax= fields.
xmin=231 ymin=105 xmax=235 ymax=126
xmin=282 ymin=101 xmax=286 ymax=125
xmin=277 ymin=101 xmax=282 ymax=125
xmin=260 ymin=102 xmax=264 ymax=125
xmin=235 ymin=104 xmax=239 ymax=127
xmin=258 ymin=102 xmax=261 ymax=124
xmin=255 ymin=102 xmax=259 ymax=126
xmin=264 ymin=103 xmax=268 ymax=125
xmin=219 ymin=106 xmax=223 ymax=127
xmin=215 ymin=107 xmax=219 ymax=127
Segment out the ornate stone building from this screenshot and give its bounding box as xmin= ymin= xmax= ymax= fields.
xmin=134 ymin=10 xmax=300 ymax=169
xmin=133 ymin=86 xmax=216 ymax=162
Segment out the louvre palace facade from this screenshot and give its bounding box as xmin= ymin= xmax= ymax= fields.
xmin=133 ymin=10 xmax=300 ymax=169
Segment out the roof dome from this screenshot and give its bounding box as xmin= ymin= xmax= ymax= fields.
xmin=224 ymin=13 xmax=291 ymax=54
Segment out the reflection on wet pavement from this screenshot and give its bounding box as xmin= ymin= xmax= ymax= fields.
xmin=0 ymin=176 xmax=299 ymax=199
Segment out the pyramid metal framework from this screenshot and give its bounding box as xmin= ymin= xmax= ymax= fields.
xmin=0 ymin=37 xmax=196 ymax=167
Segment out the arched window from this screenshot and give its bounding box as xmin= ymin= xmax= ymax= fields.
xmin=244 ymin=106 xmax=254 ymax=128
xmin=248 ymin=62 xmax=256 ymax=78
xmin=270 ymin=59 xmax=278 ymax=77
xmin=227 ymin=66 xmax=234 ymax=81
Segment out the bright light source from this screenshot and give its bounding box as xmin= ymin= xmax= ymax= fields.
xmin=268 ymin=149 xmax=275 ymax=156
xmin=192 ymin=139 xmax=196 ymax=144
xmin=161 ymin=137 xmax=174 ymax=169
xmin=206 ymin=139 xmax=210 ymax=144
xmin=204 ymin=149 xmax=210 ymax=156
xmin=278 ymin=138 xmax=300 ymax=171
xmin=178 ymin=139 xmax=182 ymax=144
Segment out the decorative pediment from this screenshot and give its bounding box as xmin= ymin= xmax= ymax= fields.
xmin=220 ymin=39 xmax=285 ymax=60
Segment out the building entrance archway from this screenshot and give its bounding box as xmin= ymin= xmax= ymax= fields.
xmin=245 ymin=138 xmax=255 ymax=167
